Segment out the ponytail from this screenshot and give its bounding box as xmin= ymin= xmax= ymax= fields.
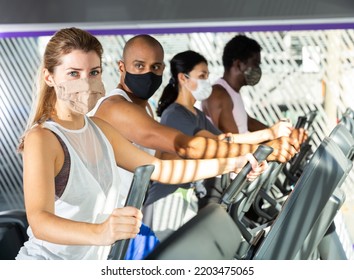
xmin=156 ymin=78 xmax=178 ymax=117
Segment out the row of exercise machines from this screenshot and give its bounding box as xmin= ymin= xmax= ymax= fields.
xmin=143 ymin=108 xmax=354 ymax=260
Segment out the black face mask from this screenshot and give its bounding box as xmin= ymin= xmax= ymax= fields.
xmin=124 ymin=71 xmax=162 ymax=100
xmin=243 ymin=66 xmax=262 ymax=86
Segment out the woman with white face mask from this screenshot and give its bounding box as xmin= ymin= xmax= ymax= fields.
xmin=155 ymin=51 xmax=221 ymax=141
xmin=142 ymin=51 xmax=268 ymax=242
xmin=16 ymin=29 xmax=266 ymax=260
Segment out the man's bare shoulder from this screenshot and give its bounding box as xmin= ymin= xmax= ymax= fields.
xmin=97 ymin=94 xmax=143 ymax=115
xmin=102 ymin=94 xmax=129 ymax=106
xmin=212 ymin=84 xmax=229 ymax=98
xmin=207 ymin=84 xmax=231 ymax=105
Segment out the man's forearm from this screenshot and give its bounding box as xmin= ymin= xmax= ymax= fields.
xmin=248 ymin=117 xmax=268 ymax=132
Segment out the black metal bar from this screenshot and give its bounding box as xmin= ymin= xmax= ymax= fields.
xmin=107 ymin=164 xmax=155 ymax=260
xmin=220 ymin=145 xmax=274 ymax=207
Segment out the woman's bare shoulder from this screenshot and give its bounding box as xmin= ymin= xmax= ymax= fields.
xmin=23 ymin=124 xmax=60 ymax=152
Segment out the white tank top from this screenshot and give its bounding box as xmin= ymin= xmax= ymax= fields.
xmin=17 ymin=116 xmax=121 ymax=260
xmin=88 ymin=88 xmax=155 ymax=206
xmin=214 ymin=78 xmax=249 ymax=133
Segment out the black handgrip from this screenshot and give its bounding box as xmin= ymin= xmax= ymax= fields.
xmin=107 ymin=164 xmax=155 ymax=260
xmin=295 ymin=116 xmax=307 ymax=129
xmin=220 ymin=145 xmax=273 ymax=207
xmin=305 ymin=111 xmax=317 ymax=130
xmin=123 ymin=165 xmax=155 ymax=208
xmin=344 ymin=107 xmax=354 ymax=119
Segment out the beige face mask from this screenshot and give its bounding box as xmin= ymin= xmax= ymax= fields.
xmin=55 ymin=78 xmax=105 ymax=114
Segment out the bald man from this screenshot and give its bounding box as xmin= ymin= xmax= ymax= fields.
xmin=89 ymin=34 xmax=299 ymax=204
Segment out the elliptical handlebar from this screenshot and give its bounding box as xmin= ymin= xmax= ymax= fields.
xmin=107 ymin=164 xmax=155 ymax=260
xmin=220 ymin=145 xmax=274 ymax=208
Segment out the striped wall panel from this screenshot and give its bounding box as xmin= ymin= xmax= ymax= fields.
xmin=0 ymin=37 xmax=40 ymax=210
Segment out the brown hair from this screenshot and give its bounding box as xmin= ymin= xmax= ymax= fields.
xmin=18 ymin=27 xmax=103 ymax=152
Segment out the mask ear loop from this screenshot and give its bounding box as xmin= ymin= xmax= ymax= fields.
xmin=52 ymin=79 xmax=66 ymax=100
xmin=182 ymin=73 xmax=194 ymax=93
